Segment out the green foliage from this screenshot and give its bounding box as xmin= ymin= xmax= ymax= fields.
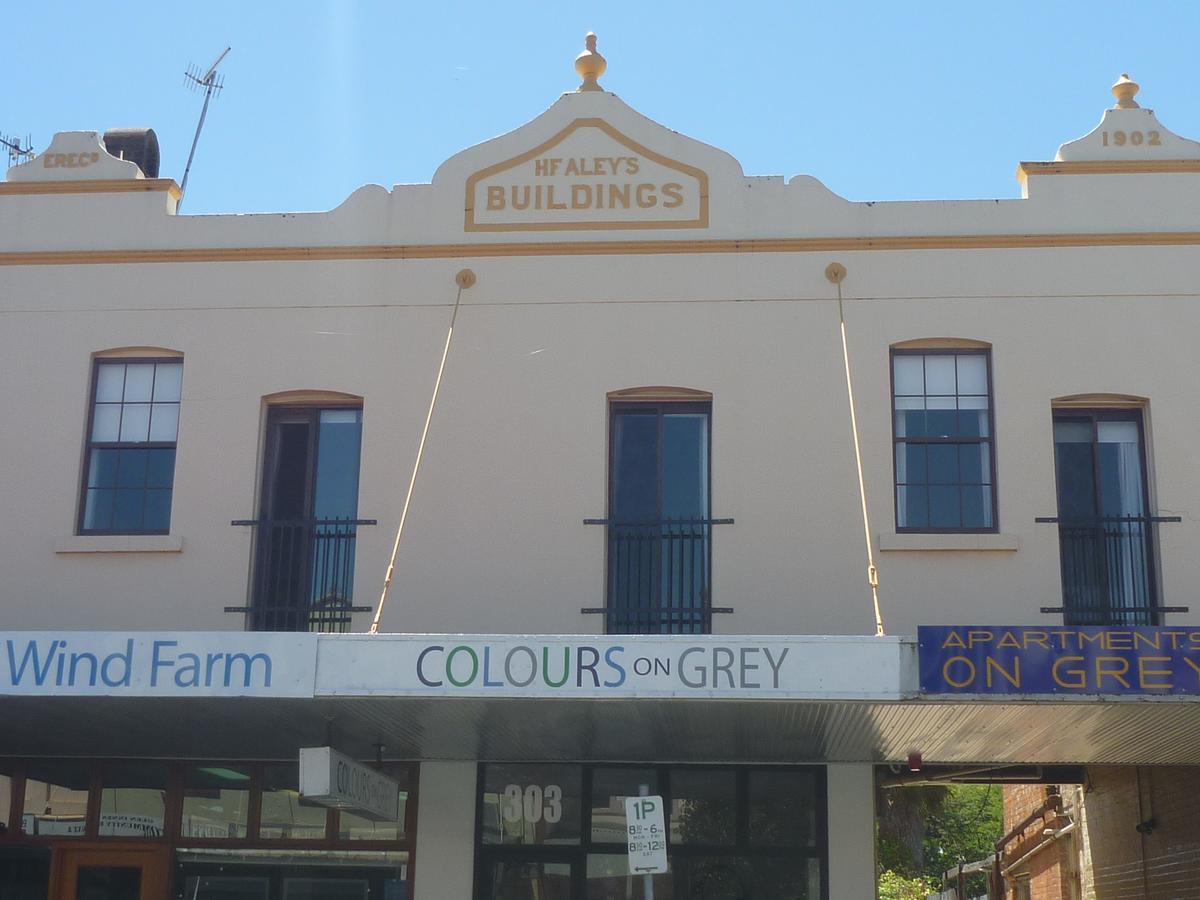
xmin=877 ymin=784 xmax=950 ymax=875
xmin=877 ymin=782 xmax=1003 ymax=897
xmin=878 ymin=869 xmax=938 ymax=900
xmin=923 ymin=784 xmax=1003 ymax=879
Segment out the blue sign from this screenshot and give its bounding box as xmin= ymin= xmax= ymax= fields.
xmin=918 ymin=626 xmax=1200 ymax=696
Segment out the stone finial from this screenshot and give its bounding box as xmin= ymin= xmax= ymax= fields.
xmin=1111 ymin=73 xmax=1140 ymax=109
xmin=574 ymin=32 xmax=606 ymax=92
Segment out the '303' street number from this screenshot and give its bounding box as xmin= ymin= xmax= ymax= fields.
xmin=501 ymin=784 xmax=563 ymax=824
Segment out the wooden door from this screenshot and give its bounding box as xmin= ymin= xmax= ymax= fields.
xmin=49 ymin=843 xmax=170 ymax=900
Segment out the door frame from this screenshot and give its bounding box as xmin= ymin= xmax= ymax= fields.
xmin=1051 ymin=407 xmax=1158 ymax=624
xmin=49 ymin=841 xmax=170 ymax=900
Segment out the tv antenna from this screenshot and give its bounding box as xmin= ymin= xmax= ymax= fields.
xmin=179 ymin=46 xmax=230 ymax=211
xmin=0 ymin=133 xmax=34 ymax=168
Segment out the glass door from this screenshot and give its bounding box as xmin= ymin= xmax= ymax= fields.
xmin=252 ymin=406 xmax=364 ymax=631
xmin=608 ymin=402 xmax=712 ymax=634
xmin=1052 ymin=410 xmax=1156 ymax=624
xmin=51 ymin=845 xmax=168 ymax=900
xmin=477 ymin=857 xmax=575 ymax=900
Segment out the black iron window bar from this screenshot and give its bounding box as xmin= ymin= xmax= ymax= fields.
xmin=227 ymin=517 xmax=376 ymax=632
xmin=1034 ymin=514 xmax=1187 ymax=617
xmin=582 ymin=517 xmax=734 ymax=634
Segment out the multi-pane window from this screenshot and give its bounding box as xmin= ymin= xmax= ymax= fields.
xmin=80 ymin=359 xmax=183 ymax=534
xmin=892 ymin=349 xmax=996 ymax=531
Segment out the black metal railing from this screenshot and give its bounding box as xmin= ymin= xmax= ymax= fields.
xmin=1054 ymin=515 xmax=1158 ymax=626
xmin=583 ymin=517 xmax=733 ymax=634
xmin=227 ymin=517 xmax=375 ymax=633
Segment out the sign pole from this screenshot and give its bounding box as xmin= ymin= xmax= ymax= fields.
xmin=639 ymin=784 xmax=654 ymax=900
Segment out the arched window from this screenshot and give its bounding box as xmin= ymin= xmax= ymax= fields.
xmin=1049 ymin=395 xmax=1156 ymax=625
xmin=249 ymin=391 xmax=367 ymax=632
xmin=606 ymin=387 xmax=714 ymax=634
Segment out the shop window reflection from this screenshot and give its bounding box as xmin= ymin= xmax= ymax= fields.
xmin=21 ymin=761 xmax=90 ymax=837
xmin=585 ymin=853 xmax=672 ymax=898
xmin=480 ymin=764 xmax=581 ymax=846
xmin=259 ymin=765 xmax=328 ymax=840
xmin=747 ymin=769 xmax=818 ymax=847
xmin=0 ymin=772 xmax=12 ymax=835
xmin=336 ymin=765 xmax=410 ymax=842
xmin=181 ymin=766 xmax=251 ymax=839
xmin=589 ymin=768 xmax=656 ymax=844
xmin=99 ymin=762 xmax=168 ymax=837
xmin=669 ymin=769 xmax=736 ymax=845
xmin=488 ymin=860 xmax=572 ymax=899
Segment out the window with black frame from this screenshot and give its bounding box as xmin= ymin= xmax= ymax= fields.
xmin=608 ymin=401 xmax=713 ymax=635
xmin=1051 ymin=408 xmax=1157 ymax=625
xmin=250 ymin=405 xmax=368 ymax=632
xmin=79 ymin=357 xmax=183 ymax=534
xmin=891 ymin=348 xmax=996 ymax=532
xmin=475 ymin=763 xmax=826 ymax=900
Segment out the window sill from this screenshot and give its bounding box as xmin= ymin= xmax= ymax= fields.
xmin=877 ymin=532 xmax=1019 ymax=552
xmin=55 ymin=535 xmax=183 ymax=554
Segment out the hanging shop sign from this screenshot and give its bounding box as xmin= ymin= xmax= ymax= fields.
xmin=918 ymin=626 xmax=1200 ymax=696
xmin=299 ymin=746 xmax=402 ymax=822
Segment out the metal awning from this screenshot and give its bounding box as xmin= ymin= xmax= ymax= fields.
xmin=3 ymin=693 xmax=1200 ymax=766
xmin=3 ymin=630 xmax=1198 ymax=766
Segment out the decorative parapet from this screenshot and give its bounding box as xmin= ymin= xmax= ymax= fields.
xmin=7 ymin=131 xmax=143 ymax=182
xmin=1055 ymin=74 xmax=1200 ymax=162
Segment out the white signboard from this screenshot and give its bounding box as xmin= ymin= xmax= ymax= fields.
xmin=625 ymin=795 xmax=668 ymax=875
xmin=0 ymin=628 xmax=319 ymax=700
xmin=0 ymin=631 xmax=908 ymax=701
xmin=316 ymin=634 xmax=907 ymax=700
xmin=299 ymin=746 xmax=401 ymax=822
xmin=0 ymin=632 xmax=317 ymax=697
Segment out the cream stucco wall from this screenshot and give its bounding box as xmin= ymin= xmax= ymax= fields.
xmin=2 ymin=85 xmax=1198 ymax=641
xmin=827 ymin=764 xmax=877 ymax=898
xmin=1 ymin=244 xmax=1197 ymax=635
xmin=413 ymin=761 xmax=478 ymax=900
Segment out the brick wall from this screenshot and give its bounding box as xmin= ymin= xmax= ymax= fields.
xmin=1079 ymin=767 xmax=1200 ymax=900
xmin=1002 ymin=769 xmax=1200 ymax=900
xmin=1002 ymin=783 xmax=1076 ymax=900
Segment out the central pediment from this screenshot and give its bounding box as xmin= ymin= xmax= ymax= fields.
xmin=430 ymin=86 xmax=748 ymax=237
xmin=464 ymin=117 xmax=709 ymax=232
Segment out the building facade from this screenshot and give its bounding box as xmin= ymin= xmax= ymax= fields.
xmin=2 ymin=39 xmax=1200 ymax=900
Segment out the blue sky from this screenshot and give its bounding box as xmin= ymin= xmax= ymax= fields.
xmin=7 ymin=1 xmax=1199 ymax=214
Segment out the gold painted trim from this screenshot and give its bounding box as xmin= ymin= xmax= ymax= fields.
xmin=608 ymin=386 xmax=713 ymax=402
xmin=892 ymin=337 xmax=991 ymax=350
xmin=0 ymin=178 xmax=182 ymax=200
xmin=1052 ymin=393 xmax=1147 ymax=409
xmin=265 ymin=389 xmax=364 ymax=406
xmin=6 ymin=230 xmax=1200 ymax=267
xmin=94 ymin=346 xmax=184 ymax=359
xmin=1016 ymin=160 xmax=1200 ymax=185
xmin=463 ymin=118 xmax=709 ymax=232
